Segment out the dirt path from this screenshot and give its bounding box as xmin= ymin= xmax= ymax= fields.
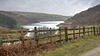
xmin=79 ymin=46 xmax=100 ymax=56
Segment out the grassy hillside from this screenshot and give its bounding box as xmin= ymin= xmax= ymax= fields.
xmin=35 ymin=35 xmax=100 ymax=56
xmin=65 ymin=4 xmax=100 ymax=27
xmin=0 ymin=14 xmax=17 ymax=29
xmin=0 ymin=11 xmax=38 ymax=25
xmin=0 ymin=11 xmax=71 ymax=25
xmin=12 ymin=11 xmax=71 ymax=21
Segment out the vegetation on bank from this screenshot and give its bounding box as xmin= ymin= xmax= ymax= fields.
xmin=35 ymin=35 xmax=100 ymax=56
xmin=0 ymin=35 xmax=100 ymax=56
xmin=0 ymin=14 xmax=17 ymax=29
xmin=0 ymin=25 xmax=99 ymax=56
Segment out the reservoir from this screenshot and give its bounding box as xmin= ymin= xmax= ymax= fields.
xmin=22 ymin=21 xmax=64 ymax=37
xmin=22 ymin=21 xmax=64 ymax=29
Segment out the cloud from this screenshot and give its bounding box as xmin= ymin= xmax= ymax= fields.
xmin=0 ymin=0 xmax=100 ymax=16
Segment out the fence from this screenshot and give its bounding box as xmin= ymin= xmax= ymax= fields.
xmin=0 ymin=26 xmax=100 ymax=47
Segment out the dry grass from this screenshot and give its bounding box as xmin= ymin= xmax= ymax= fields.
xmin=0 ymin=40 xmax=55 ymax=56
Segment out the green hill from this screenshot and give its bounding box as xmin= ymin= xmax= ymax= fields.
xmin=12 ymin=11 xmax=71 ymax=21
xmin=0 ymin=10 xmax=71 ymax=25
xmin=64 ymin=4 xmax=100 ymax=27
xmin=0 ymin=14 xmax=17 ymax=29
xmin=0 ymin=11 xmax=38 ymax=25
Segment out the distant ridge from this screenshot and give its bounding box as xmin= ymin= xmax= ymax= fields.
xmin=0 ymin=11 xmax=38 ymax=25
xmin=0 ymin=10 xmax=71 ymax=25
xmin=64 ymin=4 xmax=100 ymax=27
xmin=11 ymin=11 xmax=71 ymax=21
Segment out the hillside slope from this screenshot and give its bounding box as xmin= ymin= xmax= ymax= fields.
xmin=65 ymin=4 xmax=100 ymax=27
xmin=0 ymin=11 xmax=38 ymax=25
xmin=0 ymin=11 xmax=71 ymax=25
xmin=12 ymin=12 xmax=71 ymax=21
xmin=0 ymin=14 xmax=17 ymax=29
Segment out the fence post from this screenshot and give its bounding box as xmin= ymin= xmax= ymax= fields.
xmin=59 ymin=27 xmax=61 ymax=43
xmin=98 ymin=27 xmax=99 ymax=34
xmin=83 ymin=26 xmax=85 ymax=36
xmin=50 ymin=28 xmax=52 ymax=45
xmin=93 ymin=26 xmax=96 ymax=35
xmin=21 ymin=28 xmax=25 ymax=47
xmin=98 ymin=27 xmax=100 ymax=34
xmin=34 ymin=27 xmax=39 ymax=47
xmin=88 ymin=27 xmax=89 ymax=36
xmin=73 ymin=27 xmax=75 ymax=39
xmin=96 ymin=27 xmax=99 ymax=34
xmin=64 ymin=27 xmax=68 ymax=42
xmin=96 ymin=27 xmax=97 ymax=34
xmin=0 ymin=29 xmax=2 ymax=46
xmin=91 ymin=27 xmax=92 ymax=35
xmin=99 ymin=26 xmax=100 ymax=34
xmin=79 ymin=27 xmax=81 ymax=38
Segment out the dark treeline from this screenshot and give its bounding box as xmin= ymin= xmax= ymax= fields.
xmin=0 ymin=14 xmax=17 ymax=29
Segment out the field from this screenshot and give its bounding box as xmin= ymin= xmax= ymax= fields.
xmin=35 ymin=35 xmax=100 ymax=56
xmin=0 ymin=26 xmax=100 ymax=56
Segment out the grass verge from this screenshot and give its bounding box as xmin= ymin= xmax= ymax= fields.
xmin=34 ymin=35 xmax=100 ymax=56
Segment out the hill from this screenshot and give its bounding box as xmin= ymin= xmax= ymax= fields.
xmin=0 ymin=14 xmax=17 ymax=29
xmin=64 ymin=4 xmax=100 ymax=27
xmin=0 ymin=11 xmax=38 ymax=25
xmin=11 ymin=11 xmax=71 ymax=21
xmin=0 ymin=11 xmax=71 ymax=25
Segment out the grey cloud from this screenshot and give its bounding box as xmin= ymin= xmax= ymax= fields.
xmin=0 ymin=0 xmax=100 ymax=16
xmin=90 ymin=0 xmax=100 ymax=6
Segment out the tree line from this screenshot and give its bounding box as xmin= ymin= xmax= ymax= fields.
xmin=0 ymin=14 xmax=17 ymax=29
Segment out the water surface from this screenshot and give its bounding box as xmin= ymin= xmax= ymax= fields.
xmin=22 ymin=21 xmax=64 ymax=37
xmin=22 ymin=21 xmax=64 ymax=29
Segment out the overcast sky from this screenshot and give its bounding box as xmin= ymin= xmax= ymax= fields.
xmin=0 ymin=0 xmax=100 ymax=16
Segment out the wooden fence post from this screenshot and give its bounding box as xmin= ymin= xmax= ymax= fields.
xmin=79 ymin=27 xmax=81 ymax=38
xmin=64 ymin=27 xmax=68 ymax=42
xmin=99 ymin=26 xmax=100 ymax=34
xmin=98 ymin=27 xmax=100 ymax=34
xmin=50 ymin=28 xmax=52 ymax=45
xmin=88 ymin=27 xmax=89 ymax=36
xmin=83 ymin=26 xmax=85 ymax=36
xmin=59 ymin=27 xmax=61 ymax=43
xmin=95 ymin=27 xmax=97 ymax=34
xmin=93 ymin=26 xmax=96 ymax=35
xmin=98 ymin=27 xmax=99 ymax=34
xmin=21 ymin=28 xmax=25 ymax=47
xmin=0 ymin=29 xmax=2 ymax=46
xmin=97 ymin=27 xmax=99 ymax=34
xmin=34 ymin=27 xmax=39 ymax=47
xmin=73 ymin=27 xmax=75 ymax=39
xmin=91 ymin=27 xmax=92 ymax=35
